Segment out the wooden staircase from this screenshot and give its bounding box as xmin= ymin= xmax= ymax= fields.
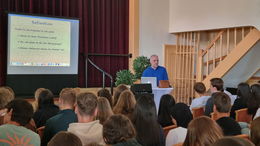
xmin=201 ymin=28 xmax=260 ymax=89
xmin=164 ymin=27 xmax=260 ymax=104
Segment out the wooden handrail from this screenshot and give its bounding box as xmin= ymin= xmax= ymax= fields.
xmin=202 ymin=30 xmax=225 ymax=57
xmin=203 ymin=55 xmax=227 ymax=66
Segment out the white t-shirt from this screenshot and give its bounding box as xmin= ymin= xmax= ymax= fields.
xmin=190 ymin=96 xmax=210 ymax=111
xmin=254 ymin=108 xmax=260 ymax=120
xmin=223 ymin=90 xmax=237 ymax=105
xmin=166 ymin=127 xmax=187 ymax=146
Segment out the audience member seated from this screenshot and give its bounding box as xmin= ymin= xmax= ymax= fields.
xmin=97 ymin=88 xmax=113 ymax=107
xmin=0 ymin=87 xmax=15 ymax=125
xmin=0 ymin=87 xmax=37 ymax=132
xmin=230 ymin=83 xmax=252 ymax=119
xmin=113 ymin=90 xmax=136 ymax=121
xmin=32 ymin=88 xmax=46 ymax=112
xmin=158 ymin=94 xmax=176 ymax=127
xmin=97 ymin=97 xmax=113 ymax=125
xmin=205 ymin=78 xmax=233 ymax=116
xmin=212 ymin=137 xmax=255 ymax=146
xmin=33 ymin=89 xmax=59 ymax=128
xmin=213 ymin=92 xmax=241 ymax=136
xmin=183 ymin=116 xmax=223 ymax=146
xmin=47 ymin=131 xmax=82 ymax=146
xmin=166 ymin=103 xmax=193 ymax=146
xmin=103 ymin=114 xmax=142 ymax=146
xmin=1 ymin=86 xmax=15 ymax=99
xmin=190 ymin=82 xmax=210 ymax=111
xmin=42 ymin=88 xmax=78 ymax=146
xmin=250 ymin=117 xmax=260 ymax=146
xmin=68 ymin=92 xmax=105 ymax=145
xmin=113 ymin=84 xmax=129 ymax=107
xmin=0 ymin=99 xmax=40 ymax=146
xmin=132 ymin=94 xmax=165 ymax=146
xmin=248 ymin=84 xmax=260 ymax=117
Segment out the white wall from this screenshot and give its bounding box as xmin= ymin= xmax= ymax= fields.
xmin=139 ymin=0 xmax=176 ymax=65
xmin=169 ymin=0 xmax=260 ymax=33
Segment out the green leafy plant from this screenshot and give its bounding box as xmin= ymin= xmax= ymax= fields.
xmin=133 ymin=56 xmax=150 ymax=79
xmin=115 ymin=70 xmax=136 ymax=86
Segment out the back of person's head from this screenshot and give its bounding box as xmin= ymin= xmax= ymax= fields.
xmin=248 ymin=84 xmax=260 ymax=115
xmin=5 ymin=99 xmax=33 ymax=126
xmin=212 ymin=137 xmax=255 ymax=146
xmin=251 ymin=84 xmax=260 ymax=98
xmin=33 ymin=88 xmax=46 ymax=111
xmin=76 ymin=92 xmax=98 ymax=116
xmin=210 ymin=78 xmax=224 ymax=92
xmin=113 ymin=84 xmax=129 ymax=107
xmin=0 ymin=87 xmax=15 ymax=109
xmin=103 ymin=114 xmax=136 ymax=145
xmin=2 ymin=86 xmax=15 ymax=98
xmin=237 ymin=83 xmax=251 ymax=104
xmin=97 ymin=97 xmax=113 ymax=125
xmin=250 ymin=117 xmax=260 ymax=146
xmin=183 ymin=116 xmax=223 ymax=146
xmin=170 ymin=103 xmax=192 ymax=128
xmin=59 ymin=88 xmax=76 ymax=107
xmin=194 ymin=82 xmax=206 ymax=94
xmin=34 ymin=88 xmax=46 ymax=100
xmin=37 ymin=89 xmax=54 ymax=109
xmin=97 ymin=88 xmax=112 ymax=107
xmin=158 ymin=94 xmax=175 ymax=127
xmin=133 ymin=94 xmax=161 ymax=146
xmin=113 ymin=90 xmax=136 ymax=117
xmin=213 ymin=92 xmax=231 ymax=113
xmin=48 ymin=131 xmax=82 ymax=146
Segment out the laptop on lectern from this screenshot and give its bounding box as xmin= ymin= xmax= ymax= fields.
xmin=141 ymin=77 xmax=157 ymax=88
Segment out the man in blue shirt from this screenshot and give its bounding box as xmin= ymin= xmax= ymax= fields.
xmin=42 ymin=88 xmax=78 ymax=146
xmin=142 ymin=55 xmax=169 ymax=86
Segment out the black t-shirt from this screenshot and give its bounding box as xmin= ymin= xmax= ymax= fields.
xmin=216 ymin=117 xmax=241 ymax=136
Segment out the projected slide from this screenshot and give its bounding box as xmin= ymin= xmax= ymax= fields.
xmin=9 ymin=15 xmax=71 ymax=67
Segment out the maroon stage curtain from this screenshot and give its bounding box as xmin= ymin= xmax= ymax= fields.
xmin=0 ymin=0 xmax=129 ymax=87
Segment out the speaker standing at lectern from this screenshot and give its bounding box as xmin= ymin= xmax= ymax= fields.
xmin=142 ymin=55 xmax=169 ymax=87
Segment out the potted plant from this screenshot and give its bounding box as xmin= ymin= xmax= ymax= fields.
xmin=115 ymin=69 xmax=136 ymax=86
xmin=133 ymin=56 xmax=150 ymax=80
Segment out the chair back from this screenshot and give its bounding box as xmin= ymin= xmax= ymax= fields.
xmin=163 ymin=124 xmax=177 ymax=137
xmin=235 ymin=134 xmax=250 ymax=140
xmin=235 ymin=108 xmax=252 ymax=123
xmin=25 ymin=119 xmax=37 ymax=132
xmin=192 ymin=107 xmax=204 ymax=118
xmin=37 ymin=126 xmax=45 ymax=139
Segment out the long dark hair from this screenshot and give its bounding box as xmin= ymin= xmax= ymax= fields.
xmin=170 ymin=103 xmax=192 ymax=128
xmin=133 ymin=94 xmax=161 ymax=146
xmin=248 ymin=84 xmax=260 ymax=116
xmin=237 ymin=83 xmax=251 ymax=105
xmin=158 ymin=94 xmax=175 ymax=127
xmin=37 ymin=89 xmax=54 ymax=109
